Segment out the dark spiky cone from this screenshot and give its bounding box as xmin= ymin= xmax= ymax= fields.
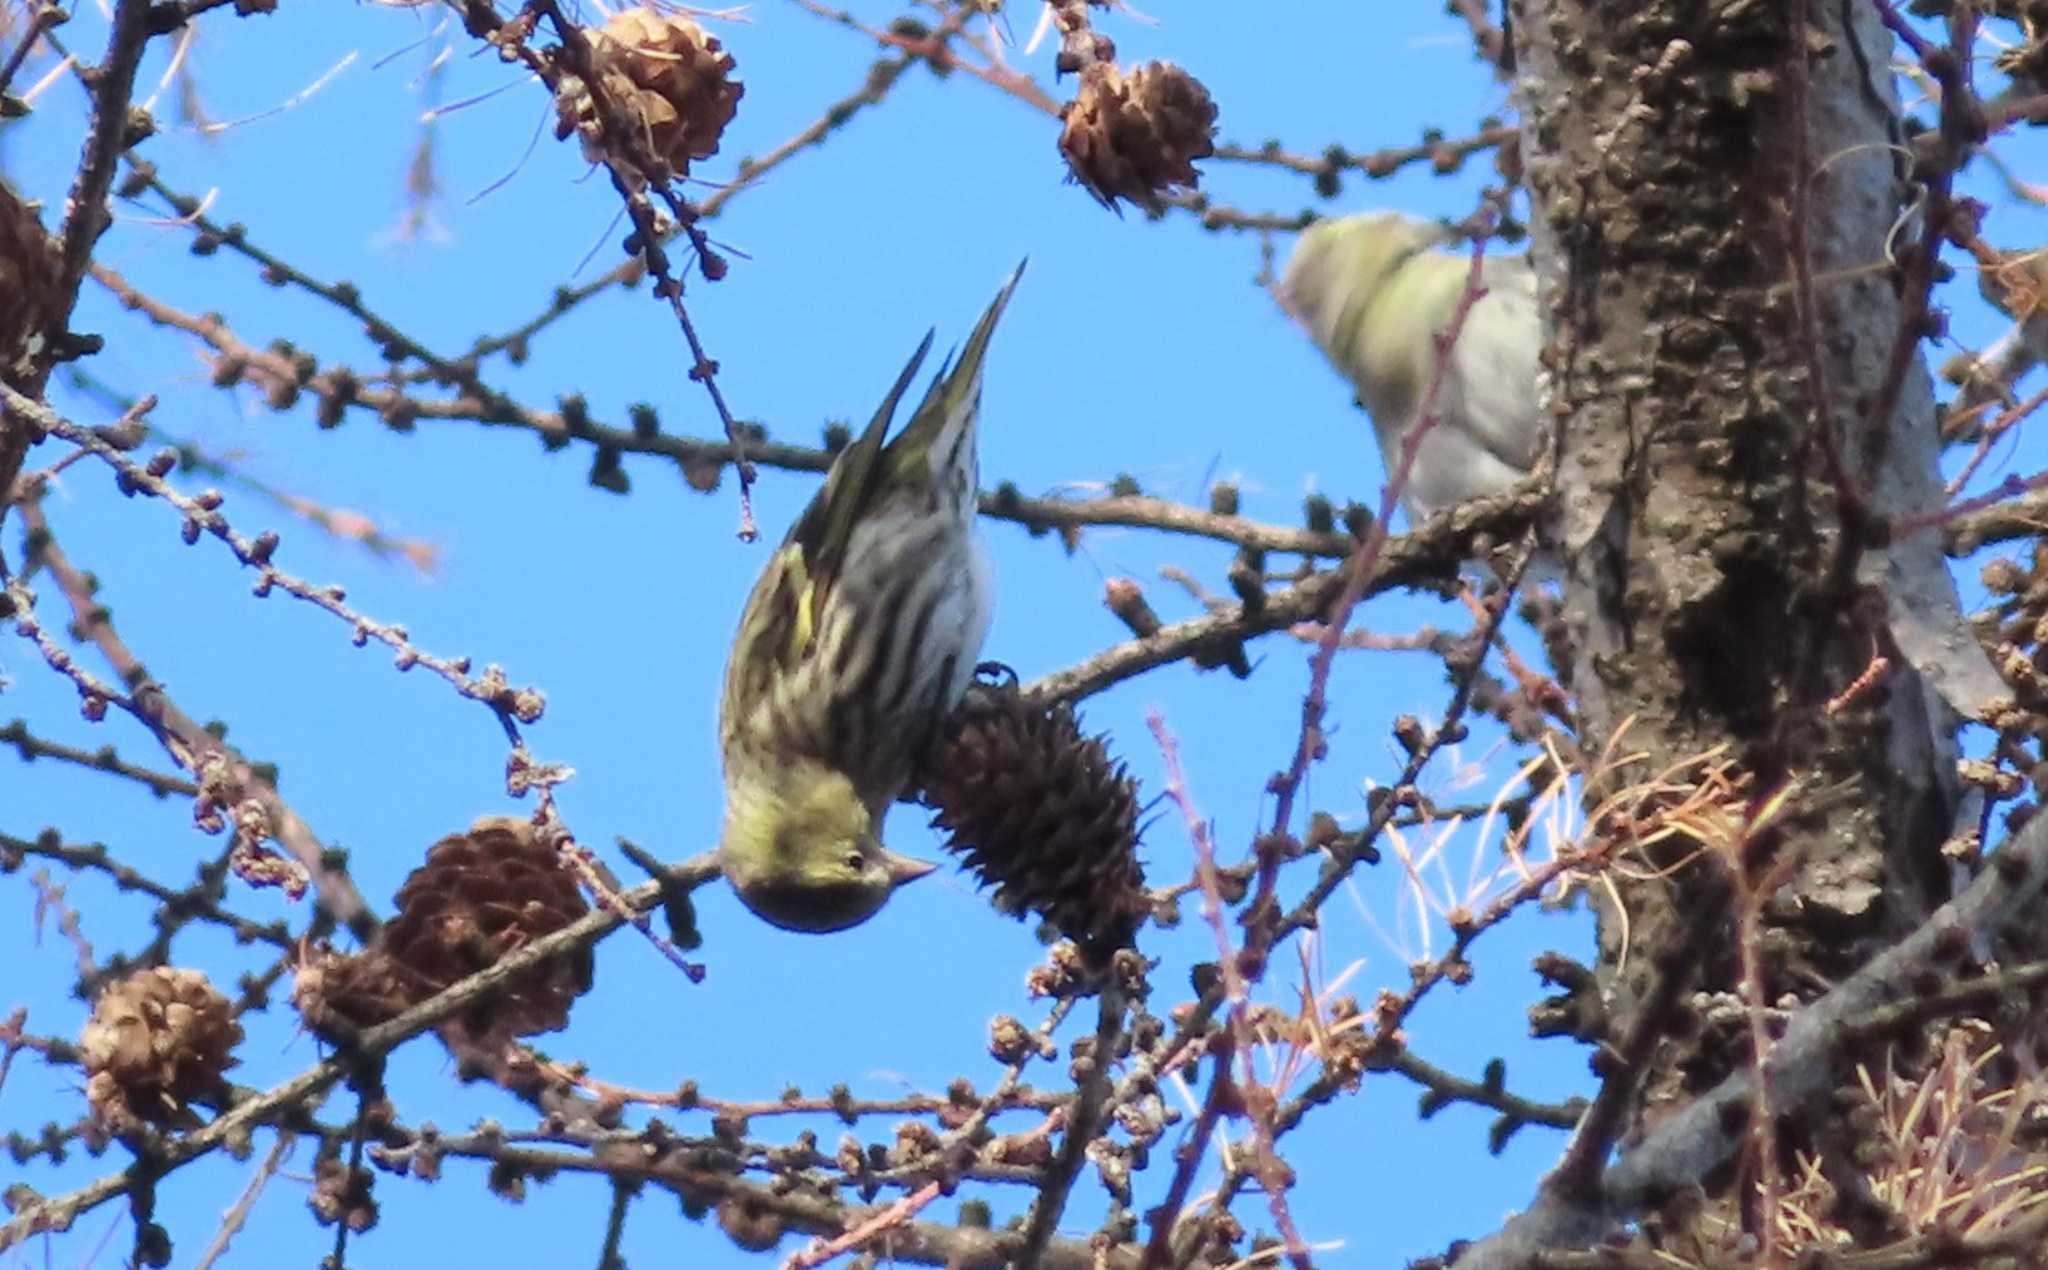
xmin=1057 ymin=61 xmax=1217 ymax=215
xmin=291 ymin=816 xmax=592 ymax=1046
xmin=80 ymin=967 xmax=243 ymax=1133
xmin=920 ymin=679 xmax=1145 ymax=954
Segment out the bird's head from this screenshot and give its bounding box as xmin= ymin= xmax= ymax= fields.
xmin=1279 ymin=211 xmax=1445 ymax=329
xmin=718 ymin=764 xmax=937 ymax=933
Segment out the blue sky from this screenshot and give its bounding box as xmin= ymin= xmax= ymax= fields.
xmin=3 ymin=2 xmax=2042 ymax=1266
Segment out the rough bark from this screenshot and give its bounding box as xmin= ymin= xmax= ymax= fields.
xmin=0 ymin=0 xmax=154 ymax=518
xmin=0 ymin=183 xmax=63 ymax=508
xmin=1515 ymin=0 xmax=1971 ymax=1142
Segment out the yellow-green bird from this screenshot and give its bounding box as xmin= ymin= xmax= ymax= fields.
xmin=1280 ymin=212 xmax=1542 ymax=525
xmin=717 ymin=265 xmax=1025 ymax=932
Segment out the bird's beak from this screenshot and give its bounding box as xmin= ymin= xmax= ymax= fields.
xmin=883 ymin=850 xmax=939 ymax=886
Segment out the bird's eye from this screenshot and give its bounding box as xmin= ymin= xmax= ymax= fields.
xmin=843 ymin=849 xmax=865 ymax=874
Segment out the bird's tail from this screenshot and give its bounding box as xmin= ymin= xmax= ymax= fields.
xmin=886 ymin=261 xmax=1028 ymax=500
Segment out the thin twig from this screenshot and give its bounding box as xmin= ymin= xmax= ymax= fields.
xmin=51 ymin=0 xmax=153 ymax=315
xmin=1 ymin=718 xmax=199 ymax=798
xmin=0 ymin=829 xmax=292 ymax=952
xmin=190 ymin=1131 xmax=296 ymax=1270
xmin=1014 ymin=981 xmax=1126 ymax=1269
xmin=9 ymin=493 xmax=373 ymax=929
xmin=0 ymin=858 xmax=718 ymax=1251
xmin=6 ymin=386 xmax=546 ymax=732
xmin=90 ymin=259 xmax=1360 ymax=561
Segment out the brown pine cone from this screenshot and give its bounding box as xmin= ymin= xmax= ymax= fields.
xmin=920 ymin=679 xmax=1146 ymax=953
xmin=382 ymin=815 xmax=593 ymax=1041
xmin=289 ymin=816 xmax=594 ymax=1046
xmin=284 ymin=819 xmax=589 ymax=1048
xmin=716 ymin=1195 xmax=787 ymax=1252
xmin=555 ymin=7 xmax=743 ymax=184
xmin=289 ymin=942 xmax=416 ymax=1043
xmin=1057 ymin=61 xmax=1217 ymax=215
xmin=79 ymin=967 xmax=243 ymax=1132
xmin=309 ymin=1152 xmax=379 ymax=1232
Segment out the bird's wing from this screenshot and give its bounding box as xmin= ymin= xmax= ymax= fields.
xmin=786 ymin=327 xmax=937 ymax=630
xmin=723 ymin=268 xmax=1022 ymax=741
xmin=721 ymin=334 xmax=932 ymax=740
xmin=1443 ymin=253 xmax=1545 ymax=473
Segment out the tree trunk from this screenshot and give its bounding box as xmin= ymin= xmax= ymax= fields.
xmin=1515 ymin=0 xmax=1975 ymax=1149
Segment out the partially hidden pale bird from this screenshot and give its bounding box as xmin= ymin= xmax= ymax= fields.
xmin=717 ymin=265 xmax=1025 ymax=933
xmin=1280 ymin=211 xmax=2016 ymax=779
xmin=1279 ymin=211 xmax=1544 ymax=525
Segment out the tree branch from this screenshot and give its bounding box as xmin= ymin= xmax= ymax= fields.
xmin=1453 ymin=808 xmax=2048 ymax=1266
